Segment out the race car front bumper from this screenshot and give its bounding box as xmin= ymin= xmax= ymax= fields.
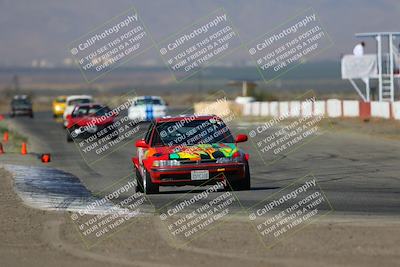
xmin=149 ymin=162 xmax=246 ymax=186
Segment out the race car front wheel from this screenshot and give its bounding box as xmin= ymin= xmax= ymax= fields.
xmin=135 ymin=167 xmax=144 ymax=193
xmin=229 ymin=162 xmax=251 ymax=191
xmin=142 ymin=168 xmax=159 ymax=194
xmin=66 ymin=131 xmax=73 ymax=142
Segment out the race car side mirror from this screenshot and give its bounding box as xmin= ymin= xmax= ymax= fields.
xmin=235 ymin=134 xmax=248 ymax=143
xmin=135 ymin=139 xmax=149 ymax=148
xmin=66 ymin=114 xmax=72 ymax=120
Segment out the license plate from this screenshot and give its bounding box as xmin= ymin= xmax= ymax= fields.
xmin=191 ymin=170 xmax=209 ymax=180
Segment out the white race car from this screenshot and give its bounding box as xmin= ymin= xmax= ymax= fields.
xmin=62 ymin=95 xmax=93 ymax=127
xmin=128 ymin=96 xmax=167 ymax=121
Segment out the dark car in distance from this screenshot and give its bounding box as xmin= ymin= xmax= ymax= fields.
xmin=11 ymin=95 xmax=33 ymax=118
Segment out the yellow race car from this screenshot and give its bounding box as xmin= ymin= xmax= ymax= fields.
xmin=52 ymin=96 xmax=67 ymax=117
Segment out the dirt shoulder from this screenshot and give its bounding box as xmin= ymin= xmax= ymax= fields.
xmin=242 ymin=116 xmax=400 ymax=141
xmin=1 ymin=166 xmax=399 ymax=267
xmin=322 ymin=117 xmax=400 ymax=141
xmin=0 ymin=167 xmax=100 ymax=267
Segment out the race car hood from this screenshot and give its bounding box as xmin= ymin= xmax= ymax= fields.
xmin=13 ymin=104 xmax=31 ymax=109
xmin=70 ymin=116 xmax=114 ymax=127
xmin=145 ymin=143 xmax=238 ymax=161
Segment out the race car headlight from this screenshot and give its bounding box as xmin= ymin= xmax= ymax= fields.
xmin=216 ymin=152 xmax=243 ymax=164
xmin=153 ymin=160 xmax=181 ymax=167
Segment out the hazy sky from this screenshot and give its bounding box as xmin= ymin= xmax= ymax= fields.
xmin=0 ymin=0 xmax=399 ymax=66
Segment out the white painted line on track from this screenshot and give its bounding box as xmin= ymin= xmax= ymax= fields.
xmin=2 ymin=164 xmax=146 ymax=216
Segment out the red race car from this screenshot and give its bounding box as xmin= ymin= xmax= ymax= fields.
xmin=132 ymin=115 xmax=250 ymax=194
xmin=66 ymin=103 xmax=116 ymax=142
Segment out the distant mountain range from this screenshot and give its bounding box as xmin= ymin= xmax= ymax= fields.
xmin=0 ymin=0 xmax=399 ymax=66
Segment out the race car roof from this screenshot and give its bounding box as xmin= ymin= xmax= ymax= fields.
xmin=155 ymin=114 xmax=219 ymax=123
xmin=66 ymin=95 xmax=93 ymax=102
xmin=134 ymin=96 xmax=163 ymax=100
xmin=73 ymin=103 xmax=105 ymax=108
xmin=13 ymin=95 xmax=28 ymax=99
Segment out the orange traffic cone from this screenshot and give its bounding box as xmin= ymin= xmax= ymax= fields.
xmin=3 ymin=131 xmax=8 ymax=142
xmin=0 ymin=143 xmax=4 ymax=154
xmin=21 ymin=142 xmax=27 ymax=155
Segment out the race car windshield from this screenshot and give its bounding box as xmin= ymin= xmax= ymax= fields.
xmin=74 ymin=106 xmax=111 ymax=117
xmin=152 ymin=119 xmax=234 ymax=146
xmin=68 ymin=98 xmax=91 ymax=105
xmin=12 ymin=99 xmax=31 ymax=105
xmin=135 ymin=99 xmax=162 ymax=105
xmin=55 ymin=97 xmax=66 ymax=103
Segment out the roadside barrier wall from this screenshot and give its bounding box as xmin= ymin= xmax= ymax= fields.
xmin=241 ymin=99 xmax=400 ymax=120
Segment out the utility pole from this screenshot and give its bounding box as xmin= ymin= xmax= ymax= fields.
xmin=12 ymin=75 xmax=20 ymax=94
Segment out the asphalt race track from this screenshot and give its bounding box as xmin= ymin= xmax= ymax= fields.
xmin=8 ymin=110 xmax=400 ymax=217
